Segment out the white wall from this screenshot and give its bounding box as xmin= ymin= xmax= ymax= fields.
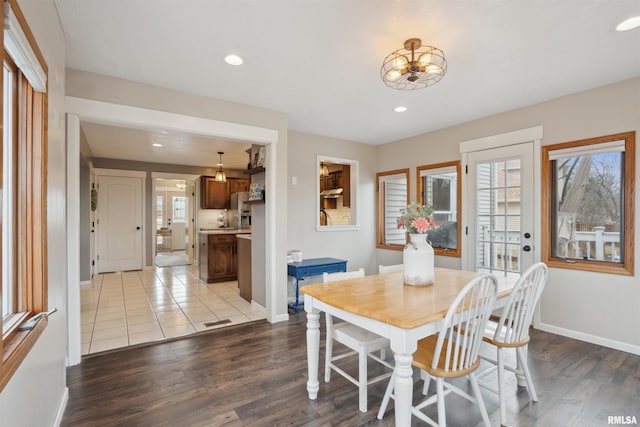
xmin=376 ymin=77 xmax=640 ymax=353
xmin=0 ymin=0 xmax=69 ymax=425
xmin=287 ymin=130 xmax=378 ymax=274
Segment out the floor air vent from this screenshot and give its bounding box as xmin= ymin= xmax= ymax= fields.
xmin=204 ymin=319 xmax=232 ymax=327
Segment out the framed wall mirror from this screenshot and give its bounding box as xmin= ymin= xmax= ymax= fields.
xmin=317 ymin=155 xmax=359 ymax=230
xmin=417 ymin=161 xmax=461 ymax=257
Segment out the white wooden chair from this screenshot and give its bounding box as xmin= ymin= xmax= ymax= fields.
xmin=377 ymin=274 xmax=498 ymax=427
xmin=378 ymin=264 xmax=403 ymax=274
xmin=323 ymin=268 xmax=392 ymax=413
xmin=477 ymin=262 xmax=548 ymax=426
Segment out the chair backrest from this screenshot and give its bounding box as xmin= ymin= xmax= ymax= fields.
xmin=493 ymin=262 xmax=548 ymax=344
xmin=323 ymin=268 xmax=365 ymax=283
xmin=432 ymin=274 xmax=497 ymax=373
xmin=378 ymin=264 xmax=403 ymax=274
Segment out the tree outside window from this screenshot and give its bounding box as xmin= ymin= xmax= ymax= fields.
xmin=542 ymin=132 xmax=635 ymax=275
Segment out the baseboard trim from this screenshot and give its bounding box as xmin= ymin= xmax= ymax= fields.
xmin=270 ymin=313 xmax=289 ymax=323
xmin=53 ymin=387 xmax=69 ymax=427
xmin=537 ymin=322 xmax=640 ymax=356
xmin=250 ymin=301 xmax=265 ymax=310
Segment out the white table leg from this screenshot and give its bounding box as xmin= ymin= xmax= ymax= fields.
xmin=393 ymin=352 xmax=414 ymax=427
xmin=306 ymin=309 xmax=321 ymax=399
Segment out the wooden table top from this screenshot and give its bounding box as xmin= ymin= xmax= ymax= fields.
xmin=301 ymin=268 xmax=514 ymax=329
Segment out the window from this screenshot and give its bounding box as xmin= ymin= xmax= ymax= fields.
xmin=417 ymin=161 xmax=461 ymax=257
xmin=376 ymin=169 xmax=410 ymax=250
xmin=1 ymin=0 xmax=49 ymax=392
xmin=542 ymin=132 xmax=635 ymax=275
xmin=172 ymin=196 xmax=187 ymax=223
xmin=156 ymin=194 xmax=165 ymax=228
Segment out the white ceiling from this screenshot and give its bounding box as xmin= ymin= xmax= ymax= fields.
xmin=81 ymin=122 xmax=251 ymax=169
xmin=55 ymin=0 xmax=640 ymax=166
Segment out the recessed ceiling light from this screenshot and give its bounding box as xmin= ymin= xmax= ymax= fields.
xmin=152 ymin=143 xmax=163 ymax=147
xmin=616 ymin=16 xmax=640 ymax=31
xmin=224 ymin=54 xmax=244 ymax=66
xmin=160 ymin=131 xmax=168 ymax=135
xmin=394 ymin=106 xmax=408 ymax=113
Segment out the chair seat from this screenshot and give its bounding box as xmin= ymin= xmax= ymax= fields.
xmin=482 ymin=319 xmax=531 ymax=348
xmin=333 ymin=322 xmax=389 ymax=351
xmin=414 ymin=335 xmax=481 ymax=379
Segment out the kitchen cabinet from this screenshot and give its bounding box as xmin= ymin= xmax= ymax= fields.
xmin=199 ymin=233 xmax=238 ymax=283
xmin=237 ymin=235 xmax=252 ymax=302
xmin=201 ymin=176 xmax=228 ymax=209
xmin=201 ymin=176 xmax=250 ymax=209
xmin=318 ymin=165 xmax=351 ymax=207
xmin=341 ymin=165 xmax=350 ymax=207
xmin=228 ymin=178 xmax=250 ymax=195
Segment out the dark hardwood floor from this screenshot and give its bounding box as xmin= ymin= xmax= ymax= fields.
xmin=62 ymin=313 xmax=640 ymax=426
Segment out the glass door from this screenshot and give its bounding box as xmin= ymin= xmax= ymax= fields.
xmin=467 ymin=143 xmax=535 ymax=277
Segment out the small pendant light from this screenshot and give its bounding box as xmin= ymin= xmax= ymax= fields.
xmin=214 ymin=151 xmax=227 ymax=183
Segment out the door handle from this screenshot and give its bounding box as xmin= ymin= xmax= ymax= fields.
xmin=136 ymin=226 xmax=141 ymax=230
xmin=523 ymin=245 xmax=531 ymax=252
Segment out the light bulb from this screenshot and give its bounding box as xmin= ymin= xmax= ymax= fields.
xmin=418 ymin=53 xmax=432 ymax=66
xmin=426 ymin=64 xmax=442 ymax=75
xmin=392 ymin=54 xmax=408 ymax=69
xmin=386 ymin=70 xmax=402 ymax=81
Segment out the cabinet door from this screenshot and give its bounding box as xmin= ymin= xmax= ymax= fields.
xmin=207 ymin=235 xmax=238 ymax=281
xmin=199 ymin=236 xmax=209 ymax=281
xmin=201 ymin=176 xmax=229 ymax=209
xmin=342 ymin=165 xmax=350 ymax=207
xmin=228 ymin=178 xmax=250 ymax=194
xmin=335 ymin=171 xmax=344 ymax=189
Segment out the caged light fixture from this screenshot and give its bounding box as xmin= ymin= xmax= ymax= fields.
xmin=381 ymin=38 xmax=447 ymax=90
xmin=320 ymin=162 xmax=329 ymax=177
xmin=214 ymin=151 xmax=227 ymax=183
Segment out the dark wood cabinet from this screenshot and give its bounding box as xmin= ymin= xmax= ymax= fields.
xmin=237 ymin=236 xmax=252 ymax=302
xmin=201 ymin=176 xmax=228 ymax=209
xmin=341 ymin=165 xmax=351 ymax=207
xmin=201 ymin=177 xmax=250 ymax=209
xmin=199 ymin=233 xmax=238 ymax=283
xmin=228 ymin=178 xmax=250 ymax=195
xmin=318 ymin=165 xmax=350 ymax=207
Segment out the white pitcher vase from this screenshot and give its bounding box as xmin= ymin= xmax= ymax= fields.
xmin=403 ymin=233 xmax=435 ymax=286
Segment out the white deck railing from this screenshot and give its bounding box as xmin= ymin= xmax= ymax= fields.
xmin=479 ymin=227 xmax=621 ymax=267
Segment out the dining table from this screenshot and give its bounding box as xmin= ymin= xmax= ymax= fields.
xmin=301 ymin=267 xmax=518 ymax=427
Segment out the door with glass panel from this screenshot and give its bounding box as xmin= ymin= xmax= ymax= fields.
xmin=467 ymin=143 xmax=535 ymax=277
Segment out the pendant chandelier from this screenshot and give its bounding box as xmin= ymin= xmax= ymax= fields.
xmin=214 ymin=151 xmax=227 ymax=183
xmin=381 ymin=38 xmax=447 ymax=90
xmin=320 ymin=162 xmax=329 ymax=177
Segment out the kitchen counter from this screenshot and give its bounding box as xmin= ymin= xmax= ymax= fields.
xmin=199 ymin=228 xmax=251 ymax=235
xmin=236 ymin=234 xmax=251 ymax=240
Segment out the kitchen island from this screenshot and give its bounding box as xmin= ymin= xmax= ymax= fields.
xmin=199 ymin=229 xmax=250 ymax=283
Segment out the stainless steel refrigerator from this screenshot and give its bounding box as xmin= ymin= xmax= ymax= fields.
xmin=228 ymin=192 xmax=251 ymax=229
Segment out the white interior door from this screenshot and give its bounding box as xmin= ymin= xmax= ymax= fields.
xmin=97 ymin=175 xmax=144 ymax=273
xmin=466 ymin=143 xmax=535 ymax=277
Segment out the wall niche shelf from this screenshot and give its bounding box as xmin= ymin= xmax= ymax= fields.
xmin=244 ymin=166 xmax=265 ymax=176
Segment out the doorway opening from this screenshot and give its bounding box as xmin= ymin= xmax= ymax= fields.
xmin=154 ymin=177 xmax=196 ymax=268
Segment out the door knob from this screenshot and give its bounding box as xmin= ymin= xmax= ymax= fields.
xmin=524 ymin=232 xmax=531 ymax=239
xmin=136 ymin=226 xmax=141 ymax=230
xmin=523 ymin=245 xmax=531 ymax=252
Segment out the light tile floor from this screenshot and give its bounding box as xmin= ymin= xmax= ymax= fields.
xmin=81 ymin=265 xmax=266 ymax=355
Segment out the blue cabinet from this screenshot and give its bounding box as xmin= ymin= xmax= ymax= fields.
xmin=287 ymin=257 xmax=347 ymax=313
